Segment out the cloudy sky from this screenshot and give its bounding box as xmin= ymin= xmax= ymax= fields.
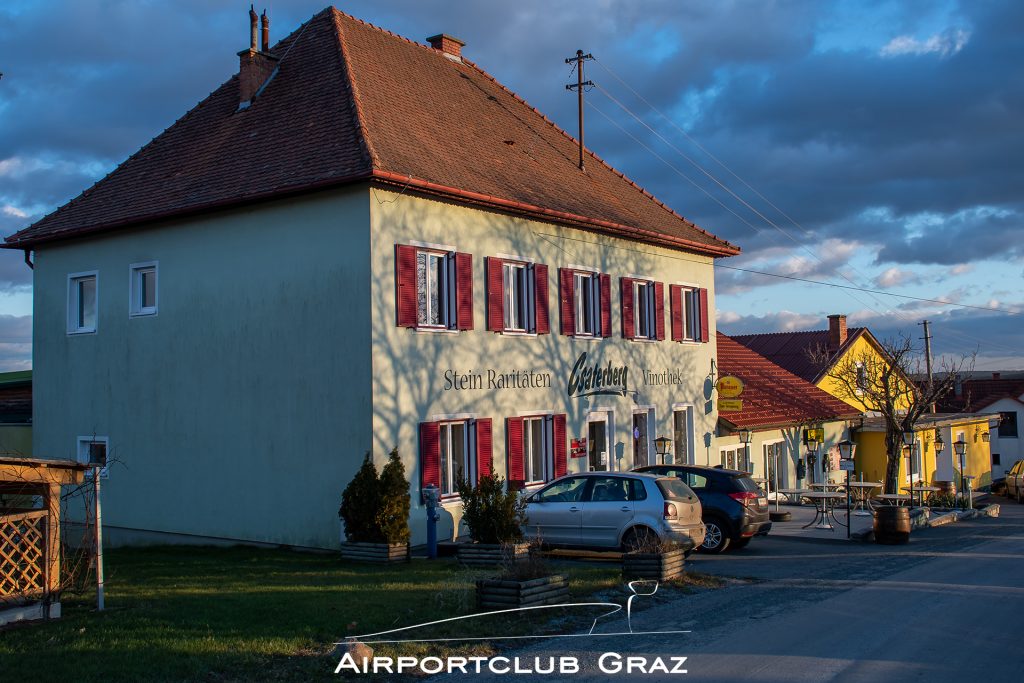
xmin=1 ymin=0 xmax=1021 ymax=371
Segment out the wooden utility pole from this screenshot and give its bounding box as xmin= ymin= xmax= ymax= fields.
xmin=920 ymin=320 xmax=935 ymax=413
xmin=565 ymin=49 xmax=594 ymax=171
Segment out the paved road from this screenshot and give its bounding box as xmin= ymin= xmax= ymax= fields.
xmin=458 ymin=499 xmax=1023 ymax=682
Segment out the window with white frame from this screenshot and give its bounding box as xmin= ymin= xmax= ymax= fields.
xmin=856 ymin=362 xmax=867 ymax=393
xmin=523 ymin=416 xmax=550 ymax=484
xmin=763 ymin=441 xmax=784 ymax=491
xmin=574 ymin=272 xmax=600 ymax=336
xmin=634 ymin=281 xmax=656 ymax=339
xmin=438 ymin=421 xmax=469 ymax=496
xmin=672 ymin=408 xmax=692 ymax=465
xmin=417 ymin=251 xmax=452 ymax=327
xmin=130 ymin=262 xmax=158 ymax=317
xmin=503 ymin=262 xmax=532 ymax=331
xmin=720 ymin=446 xmax=748 ymax=472
xmin=906 ymin=442 xmax=922 ymax=482
xmin=77 ymin=435 xmax=109 ymax=477
xmin=680 ymin=287 xmax=699 ymax=341
xmin=68 ymin=272 xmax=98 ymax=334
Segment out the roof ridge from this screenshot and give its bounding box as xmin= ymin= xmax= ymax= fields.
xmin=328 ymin=9 xmax=379 ymax=169
xmin=457 ymin=56 xmax=738 ymax=253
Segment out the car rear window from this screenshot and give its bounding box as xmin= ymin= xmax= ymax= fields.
xmin=656 ymin=478 xmax=694 ymax=500
xmin=730 ymin=475 xmax=762 ymax=493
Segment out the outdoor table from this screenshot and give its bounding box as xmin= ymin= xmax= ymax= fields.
xmin=903 ymin=485 xmax=940 ymax=508
xmin=874 ymin=494 xmax=911 ymax=506
xmin=778 ymin=488 xmax=812 ymax=504
xmin=801 ymin=492 xmax=848 ymax=530
xmin=847 ymin=482 xmax=882 ymax=516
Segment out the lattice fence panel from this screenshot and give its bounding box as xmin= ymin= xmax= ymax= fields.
xmin=0 ymin=510 xmax=47 ymax=603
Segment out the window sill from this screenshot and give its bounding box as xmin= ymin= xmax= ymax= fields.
xmin=412 ymin=326 xmax=460 ymax=335
xmin=67 ymin=329 xmax=97 ymax=336
xmin=500 ymin=330 xmax=538 ymax=337
xmin=628 ymin=337 xmax=659 ymax=344
xmin=129 ymin=310 xmax=158 ymax=318
xmin=572 ymin=334 xmax=603 ymax=342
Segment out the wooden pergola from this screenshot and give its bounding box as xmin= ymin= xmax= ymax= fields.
xmin=0 ymin=457 xmax=87 ymax=613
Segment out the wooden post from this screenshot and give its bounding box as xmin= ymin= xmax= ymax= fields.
xmin=45 ymin=482 xmax=61 ymax=595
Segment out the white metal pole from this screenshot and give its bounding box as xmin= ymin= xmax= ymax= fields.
xmin=94 ymin=468 xmax=104 ymax=611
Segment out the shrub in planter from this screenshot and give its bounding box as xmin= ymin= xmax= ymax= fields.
xmin=377 ymin=448 xmax=411 ymax=545
xmin=477 ymin=541 xmax=568 ymax=608
xmin=339 ymin=453 xmax=382 ymax=543
xmin=622 ymin=536 xmax=685 ymax=581
xmin=456 ymin=474 xmax=529 ymax=566
xmin=338 ymin=450 xmax=411 ymax=562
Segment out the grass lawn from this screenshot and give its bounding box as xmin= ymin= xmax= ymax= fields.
xmin=0 ymin=545 xmax=718 ymax=682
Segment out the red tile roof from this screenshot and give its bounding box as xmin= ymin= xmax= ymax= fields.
xmin=729 ymin=328 xmax=867 ymax=384
xmin=4 ymin=8 xmax=738 ymax=257
xmin=716 ymin=333 xmax=861 ymax=429
xmin=939 ymin=378 xmax=1024 ymax=412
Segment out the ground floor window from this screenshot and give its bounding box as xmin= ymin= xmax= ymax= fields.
xmin=672 ymin=407 xmax=693 ymax=465
xmin=507 ymin=414 xmax=566 ymax=488
xmin=588 ymin=414 xmax=611 ymax=472
xmin=420 ymin=418 xmax=492 ymax=499
xmin=720 ymin=446 xmax=749 ymax=472
xmin=763 ymin=441 xmax=784 ymax=491
xmin=632 ymin=410 xmax=652 ymax=468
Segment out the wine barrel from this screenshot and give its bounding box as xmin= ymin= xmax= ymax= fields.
xmin=874 ymin=506 xmax=911 ymax=544
xmin=936 ymin=481 xmax=957 ymax=496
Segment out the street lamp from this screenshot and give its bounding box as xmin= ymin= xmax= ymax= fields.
xmin=838 ymin=439 xmax=856 ymax=539
xmin=654 ymin=436 xmax=671 ymax=465
xmin=902 ymin=430 xmax=917 ymax=507
xmin=953 ymin=436 xmax=968 ymax=509
xmin=804 ymin=428 xmax=821 ymax=485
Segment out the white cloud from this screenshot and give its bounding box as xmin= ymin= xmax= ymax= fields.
xmin=874 ymin=266 xmax=922 ymax=288
xmin=880 ymin=29 xmax=970 ymax=58
xmin=2 ymin=205 xmax=28 ymax=219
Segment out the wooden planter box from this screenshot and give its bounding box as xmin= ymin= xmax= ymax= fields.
xmin=622 ymin=549 xmax=685 ymax=581
xmin=340 ymin=541 xmax=409 ymax=563
xmin=476 ymin=575 xmax=569 ymax=609
xmin=457 ymin=542 xmax=529 ymax=567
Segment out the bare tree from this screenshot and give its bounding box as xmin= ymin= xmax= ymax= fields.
xmin=810 ymin=335 xmax=973 ymax=494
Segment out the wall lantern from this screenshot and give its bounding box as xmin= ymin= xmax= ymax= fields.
xmin=934 ymin=431 xmax=945 ymax=454
xmin=981 ymin=432 xmax=990 ymax=443
xmin=739 ymin=428 xmax=754 ymax=444
xmin=654 ymin=436 xmax=671 ymax=458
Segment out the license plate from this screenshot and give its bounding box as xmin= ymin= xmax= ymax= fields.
xmin=757 ymin=497 xmax=767 ymax=507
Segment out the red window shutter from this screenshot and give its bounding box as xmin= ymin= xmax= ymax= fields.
xmin=486 ymin=257 xmax=504 ymax=332
xmin=506 ymin=417 xmax=525 ymax=489
xmin=559 ymin=268 xmax=575 ymax=336
xmin=553 ymin=414 xmax=567 ymax=478
xmin=669 ymin=285 xmax=683 ymax=342
xmin=476 ymin=418 xmax=493 ymax=480
xmin=600 ymin=274 xmax=611 ymax=337
xmin=699 ymin=287 xmax=710 ymax=343
xmin=395 ymin=245 xmax=417 ymax=327
xmin=419 ymin=421 xmax=440 ymax=495
xmin=455 ymin=252 xmax=474 ymax=330
xmin=534 ymin=264 xmax=550 ymax=334
xmin=620 ymin=277 xmax=635 ymax=339
xmin=654 ymin=281 xmax=666 ymax=341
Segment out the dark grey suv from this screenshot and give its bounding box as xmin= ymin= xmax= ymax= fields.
xmin=635 ymin=464 xmax=771 ymax=553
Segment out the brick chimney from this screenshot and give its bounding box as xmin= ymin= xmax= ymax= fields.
xmin=827 ymin=314 xmax=847 ymax=351
xmin=237 ymin=6 xmax=279 ymax=109
xmin=427 ymin=33 xmax=466 ymax=59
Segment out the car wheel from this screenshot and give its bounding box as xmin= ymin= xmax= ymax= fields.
xmin=699 ymin=518 xmax=731 ymax=554
xmin=621 ymin=526 xmax=659 ymax=553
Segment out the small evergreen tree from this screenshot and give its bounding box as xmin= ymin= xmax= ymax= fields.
xmin=376 ymin=448 xmax=411 ymax=544
xmin=339 ymin=453 xmax=382 ymax=542
xmin=456 ymin=473 xmax=527 ymax=544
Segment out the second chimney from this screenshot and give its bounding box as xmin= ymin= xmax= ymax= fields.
xmin=427 ymin=33 xmax=466 ymax=59
xmin=827 ymin=314 xmax=847 ymax=350
xmin=237 ymin=6 xmax=279 ymax=108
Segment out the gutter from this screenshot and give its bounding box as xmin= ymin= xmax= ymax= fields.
xmin=4 ymin=171 xmax=740 ymax=259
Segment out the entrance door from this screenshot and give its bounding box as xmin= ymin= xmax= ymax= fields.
xmin=588 ymin=417 xmax=609 ymax=471
xmin=632 ymin=412 xmax=650 ymax=468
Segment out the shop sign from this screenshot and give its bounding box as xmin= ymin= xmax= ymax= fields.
xmin=716 ymin=375 xmax=744 ymax=398
xmin=570 ymin=438 xmax=587 ymax=458
xmin=567 ymin=352 xmax=629 ymax=399
xmin=718 ymin=399 xmax=743 ymax=412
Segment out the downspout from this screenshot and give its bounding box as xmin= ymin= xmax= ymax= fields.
xmin=23 ymin=249 xmax=33 ymax=270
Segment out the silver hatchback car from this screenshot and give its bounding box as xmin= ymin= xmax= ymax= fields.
xmin=522 ymin=472 xmax=705 ymax=552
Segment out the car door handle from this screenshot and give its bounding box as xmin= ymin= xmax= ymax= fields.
xmin=569 ymin=507 xmax=580 ymax=512
xmin=620 ymin=506 xmax=631 ymax=512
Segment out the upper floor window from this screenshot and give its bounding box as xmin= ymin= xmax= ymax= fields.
xmin=486 ymin=257 xmax=549 ymax=335
xmin=999 ymin=412 xmax=1018 ymax=438
xmin=621 ymin=277 xmax=664 ymax=341
xmin=558 ymin=268 xmax=610 ymax=338
xmin=67 ymin=271 xmax=98 ymax=334
xmin=395 ymin=244 xmax=473 ymax=331
xmin=130 ymin=262 xmax=158 ymax=317
xmin=669 ymin=285 xmax=709 ymax=343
